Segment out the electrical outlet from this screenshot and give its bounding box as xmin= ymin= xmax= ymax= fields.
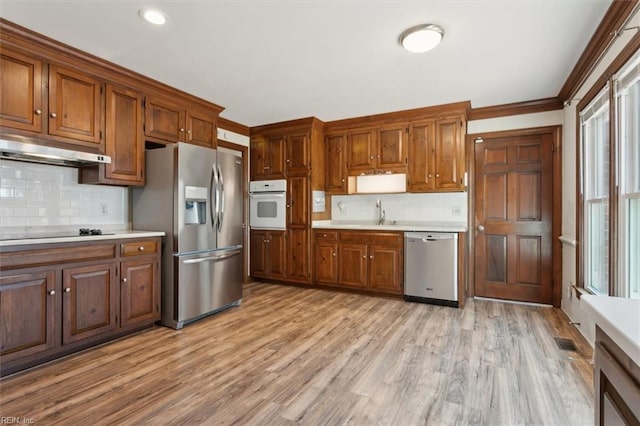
xmin=99 ymin=203 xmax=109 ymax=216
xmin=451 ymin=206 xmax=462 ymax=216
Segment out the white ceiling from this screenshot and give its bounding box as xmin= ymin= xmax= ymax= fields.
xmin=1 ymin=1 xmax=611 ymax=127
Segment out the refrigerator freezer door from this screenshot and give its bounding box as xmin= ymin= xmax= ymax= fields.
xmin=177 ymin=143 xmax=218 ymax=254
xmin=216 ymin=149 xmax=244 ymax=248
xmin=174 ymin=246 xmax=243 ymax=327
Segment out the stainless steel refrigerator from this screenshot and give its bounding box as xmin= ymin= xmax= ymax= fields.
xmin=133 ymin=142 xmax=243 ymax=329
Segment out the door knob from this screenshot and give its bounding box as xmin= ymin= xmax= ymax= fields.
xmin=49 ymin=290 xmax=56 ymax=295
xmin=64 ymin=287 xmax=71 ymax=293
xmin=122 ymin=278 xmax=128 ymax=283
xmin=35 ymin=109 xmax=42 ymax=115
xmin=50 ymin=112 xmax=57 ymax=118
xmin=477 ymin=224 xmax=485 ymax=232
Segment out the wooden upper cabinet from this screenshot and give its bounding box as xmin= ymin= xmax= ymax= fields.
xmin=346 ymin=128 xmax=376 ymax=170
xmin=250 ymin=134 xmax=285 ymax=180
xmin=104 ymin=84 xmax=144 ymax=184
xmin=144 ymin=96 xmax=217 ymax=147
xmin=434 ymin=118 xmax=465 ymax=191
xmin=377 ymin=124 xmax=408 ymax=169
xmin=285 ymin=132 xmax=310 ymax=174
xmin=407 ymin=120 xmax=435 ymax=191
xmin=325 ymin=132 xmax=347 ymax=194
xmin=0 ymin=48 xmax=43 ymax=133
xmin=48 ymin=65 xmax=102 ymax=146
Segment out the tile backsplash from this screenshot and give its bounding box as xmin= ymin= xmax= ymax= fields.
xmin=0 ymin=160 xmax=128 ymax=236
xmin=331 ymin=192 xmax=468 ymax=223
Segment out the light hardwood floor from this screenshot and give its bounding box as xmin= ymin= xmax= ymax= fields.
xmin=1 ymin=282 xmax=594 ymax=425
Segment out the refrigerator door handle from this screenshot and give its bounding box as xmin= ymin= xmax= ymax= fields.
xmin=181 ymin=249 xmax=242 ymax=264
xmin=218 ymin=163 xmax=225 ymax=232
xmin=211 ymin=163 xmax=219 ymax=231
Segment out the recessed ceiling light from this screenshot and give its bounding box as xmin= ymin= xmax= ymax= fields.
xmin=400 ymin=24 xmax=444 ymax=53
xmin=138 ymin=8 xmax=169 ymax=26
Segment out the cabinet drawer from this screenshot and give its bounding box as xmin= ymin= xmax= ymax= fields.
xmin=314 ymin=231 xmax=338 ymax=241
xmin=339 ymin=231 xmax=402 ymax=245
xmin=0 ymin=244 xmax=116 ymax=270
xmin=120 ymin=240 xmax=158 ymax=256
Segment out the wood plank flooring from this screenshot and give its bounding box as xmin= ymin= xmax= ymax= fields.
xmin=0 ymin=282 xmax=594 ymax=425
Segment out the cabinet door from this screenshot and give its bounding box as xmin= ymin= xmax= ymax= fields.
xmin=144 ymin=97 xmax=185 ymax=143
xmin=0 ymin=49 xmax=43 ymax=132
xmin=407 ymin=120 xmax=435 ymax=192
xmin=48 ymin=65 xmax=102 ymax=145
xmin=314 ymin=241 xmax=338 ymax=284
xmin=0 ymin=271 xmax=57 ymax=361
xmin=288 ymin=176 xmax=309 ymax=227
xmin=250 ymin=230 xmax=268 ymax=276
xmin=378 ymin=124 xmax=408 ymax=169
xmin=285 ymin=132 xmax=310 ymax=174
xmin=268 ymin=231 xmax=286 ymax=278
xmin=250 ymin=135 xmax=269 ymax=180
xmin=434 ymin=118 xmax=465 ymax=191
xmin=267 ymin=135 xmax=285 ymax=178
xmin=186 ymin=108 xmax=217 ymax=148
xmin=368 ymin=245 xmax=402 ymax=294
xmin=347 ymin=128 xmax=376 ymax=170
xmin=286 ymin=228 xmax=309 ymax=282
xmin=325 ymin=132 xmax=347 ymax=193
xmin=120 ymin=259 xmax=158 ymax=328
xmin=338 ymin=243 xmax=367 ymax=288
xmin=103 ymin=84 xmax=144 ymax=185
xmin=62 ymin=263 xmax=117 ymax=345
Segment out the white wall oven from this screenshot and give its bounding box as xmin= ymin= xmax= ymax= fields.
xmin=249 ymin=179 xmax=287 ymax=230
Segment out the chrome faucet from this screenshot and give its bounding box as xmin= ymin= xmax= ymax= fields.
xmin=376 ymin=199 xmax=386 ymax=225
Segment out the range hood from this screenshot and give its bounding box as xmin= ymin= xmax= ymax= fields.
xmin=0 ymin=139 xmax=111 ymax=167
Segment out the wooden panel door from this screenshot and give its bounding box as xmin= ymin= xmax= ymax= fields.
xmin=0 ymin=271 xmax=57 ymax=361
xmin=286 ymin=132 xmax=310 ymax=174
xmin=0 ymin=49 xmax=43 ymax=132
xmin=48 ymin=65 xmax=102 ymax=145
xmin=144 ymin=97 xmax=185 ymax=143
xmin=408 ymin=120 xmax=435 ymax=191
xmin=186 ymin=108 xmax=216 ymax=148
xmin=346 ymin=128 xmax=375 ymax=170
xmin=104 ymin=84 xmax=144 ymax=185
xmin=286 ymin=228 xmax=309 ymax=282
xmin=314 ymin=240 xmax=338 ymax=284
xmin=250 ymin=230 xmax=268 ymax=276
xmin=378 ymin=124 xmax=408 ymax=169
xmin=339 ymin=243 xmax=367 ymax=288
xmin=62 ymin=263 xmax=117 ymax=345
xmin=267 ymin=135 xmax=285 ymax=178
xmin=474 ymin=133 xmax=553 ymax=304
xmin=288 ymin=176 xmax=309 ymax=227
xmin=325 ymin=132 xmax=347 ymax=193
xmin=368 ymin=245 xmax=402 ymax=294
xmin=250 ymin=135 xmax=269 ymax=180
xmin=435 ymin=118 xmax=464 ymax=190
xmin=268 ymin=231 xmax=286 ymax=278
xmin=120 ymin=259 xmax=158 ymax=328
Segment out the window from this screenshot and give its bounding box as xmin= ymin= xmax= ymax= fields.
xmin=617 ymin=59 xmax=640 ymax=299
xmin=579 ymin=51 xmax=640 ymax=300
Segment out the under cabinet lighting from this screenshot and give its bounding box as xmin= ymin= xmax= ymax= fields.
xmin=138 ymin=8 xmax=169 ymax=26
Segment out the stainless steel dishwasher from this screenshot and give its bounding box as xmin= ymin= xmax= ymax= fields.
xmin=404 ymin=232 xmax=458 ymax=307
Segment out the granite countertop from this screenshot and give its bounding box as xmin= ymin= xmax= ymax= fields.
xmin=312 ymin=220 xmax=468 ymax=233
xmin=582 ymin=295 xmax=640 ymax=363
xmin=0 ymin=230 xmax=166 ymax=247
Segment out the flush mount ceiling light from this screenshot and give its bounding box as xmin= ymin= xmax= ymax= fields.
xmin=138 ymin=8 xmax=169 ymax=26
xmin=400 ymin=24 xmax=444 ymax=53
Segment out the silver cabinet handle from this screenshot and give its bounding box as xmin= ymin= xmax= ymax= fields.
xmin=477 ymin=224 xmax=485 ymax=232
xmin=370 ymin=155 xmax=374 ymax=159
xmin=286 ymin=159 xmax=290 ymax=163
xmin=428 ymin=174 xmax=433 ymax=178
xmin=180 ymin=128 xmax=185 ymax=132
xmin=332 ymin=252 xmax=336 ymax=257
xmin=35 ymin=109 xmax=42 ymax=115
xmin=50 ymin=112 xmax=57 ymax=118
xmin=363 ymin=255 xmax=367 ymax=259
xmin=436 ymin=174 xmax=440 ymax=178
xmin=138 ymin=246 xmax=145 ymax=251
xmin=64 ymin=287 xmax=71 ymax=293
xmin=341 ymin=178 xmax=345 ymax=182
xmin=187 ymin=129 xmax=191 ymax=134
xmin=369 ymin=255 xmax=374 ymax=259
xmin=49 ymin=290 xmax=56 ymax=295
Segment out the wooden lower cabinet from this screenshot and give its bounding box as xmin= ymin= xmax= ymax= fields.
xmin=250 ymin=230 xmax=286 ymax=280
xmin=314 ymin=230 xmax=403 ymax=295
xmin=286 ymin=228 xmax=310 ymax=282
xmin=0 ymin=237 xmax=161 ymax=376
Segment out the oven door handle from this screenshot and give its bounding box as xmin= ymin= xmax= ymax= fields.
xmin=249 ymin=192 xmax=286 ymax=198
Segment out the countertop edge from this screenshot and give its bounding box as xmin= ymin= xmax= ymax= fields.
xmin=311 ymin=221 xmax=468 ymax=233
xmin=0 ymin=231 xmax=166 ymax=247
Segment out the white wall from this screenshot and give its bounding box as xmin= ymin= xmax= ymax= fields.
xmin=0 ymin=160 xmax=128 ymax=237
